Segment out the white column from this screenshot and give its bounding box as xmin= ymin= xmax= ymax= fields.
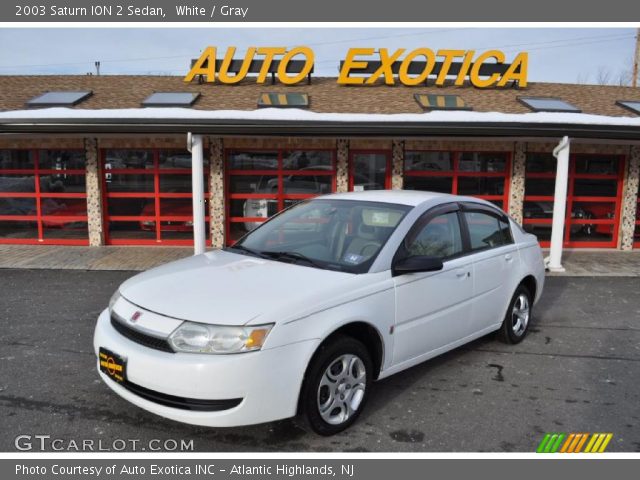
xmin=546 ymin=136 xmax=570 ymax=272
xmin=189 ymin=133 xmax=206 ymax=255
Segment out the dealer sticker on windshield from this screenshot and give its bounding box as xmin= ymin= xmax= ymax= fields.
xmin=99 ymin=347 xmax=127 ymax=384
xmin=342 ymin=253 xmax=364 ymax=264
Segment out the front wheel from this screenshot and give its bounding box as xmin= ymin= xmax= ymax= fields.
xmin=300 ymin=335 xmax=372 ymax=435
xmin=498 ymin=285 xmax=532 ymax=344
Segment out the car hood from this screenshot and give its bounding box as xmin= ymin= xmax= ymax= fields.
xmin=118 ymin=250 xmax=363 ymax=326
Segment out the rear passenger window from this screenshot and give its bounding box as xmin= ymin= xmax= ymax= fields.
xmin=464 ymin=211 xmax=512 ymax=251
xmin=406 ymin=211 xmax=464 ymax=260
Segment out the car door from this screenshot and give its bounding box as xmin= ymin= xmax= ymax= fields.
xmin=392 ymin=204 xmax=474 ymax=366
xmin=460 ymin=204 xmax=519 ymax=334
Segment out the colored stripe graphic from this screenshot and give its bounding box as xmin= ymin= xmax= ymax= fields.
xmin=574 ymin=433 xmax=589 ymax=453
xmin=537 ymin=433 xmax=613 ymax=453
xmin=585 ymin=433 xmax=613 ymax=453
xmin=536 ymin=434 xmax=551 ymax=453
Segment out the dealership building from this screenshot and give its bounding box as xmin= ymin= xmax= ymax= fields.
xmin=1 ymin=68 xmax=639 ymax=253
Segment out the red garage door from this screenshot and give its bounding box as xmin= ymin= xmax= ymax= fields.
xmin=0 ymin=149 xmax=88 ymax=245
xmin=101 ymin=149 xmax=210 ymax=245
xmin=349 ymin=151 xmax=391 ymax=191
xmin=226 ymin=149 xmax=336 ymax=244
xmin=523 ymin=153 xmax=625 ymax=248
xmin=403 ymin=150 xmax=511 ymax=210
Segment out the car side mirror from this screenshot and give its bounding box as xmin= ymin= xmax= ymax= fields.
xmin=392 ymin=255 xmax=444 ymax=276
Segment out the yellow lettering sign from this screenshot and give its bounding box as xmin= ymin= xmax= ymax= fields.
xmin=398 ymin=48 xmax=436 ymax=86
xmin=277 ymin=47 xmax=315 ymax=85
xmin=185 ymin=46 xmax=528 ymax=88
xmin=497 ymin=52 xmax=528 ymax=88
xmin=337 ymin=48 xmax=528 ymax=88
xmin=337 ymin=48 xmax=374 ymax=85
xmin=184 ymin=46 xmax=314 ymax=84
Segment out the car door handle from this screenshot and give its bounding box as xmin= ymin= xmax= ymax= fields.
xmin=456 ymin=269 xmax=469 ymax=278
xmin=505 ymin=254 xmax=513 ymax=261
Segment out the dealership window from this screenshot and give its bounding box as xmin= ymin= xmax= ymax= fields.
xmin=101 ymin=149 xmax=210 ymax=245
xmin=404 ymin=151 xmax=510 ymax=209
xmin=226 ymin=149 xmax=335 ymax=243
xmin=523 ymin=153 xmax=624 ymax=248
xmin=349 ymin=151 xmax=391 ymax=191
xmin=0 ymin=149 xmax=88 ymax=244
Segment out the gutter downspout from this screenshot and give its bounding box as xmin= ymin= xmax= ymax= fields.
xmin=187 ymin=132 xmax=206 ymax=256
xmin=545 ymin=136 xmax=570 ymax=272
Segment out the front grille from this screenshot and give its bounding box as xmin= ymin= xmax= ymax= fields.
xmin=110 ymin=314 xmax=174 ymax=353
xmin=118 ymin=379 xmax=242 ymax=412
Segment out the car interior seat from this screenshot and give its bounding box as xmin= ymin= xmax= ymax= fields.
xmin=342 ymin=222 xmax=383 ymax=261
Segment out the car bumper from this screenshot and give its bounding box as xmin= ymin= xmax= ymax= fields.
xmin=93 ymin=309 xmax=317 ymax=427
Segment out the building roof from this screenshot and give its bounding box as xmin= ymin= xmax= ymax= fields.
xmin=1 ymin=76 xmax=640 ymax=140
xmin=1 ymin=75 xmax=640 ymax=116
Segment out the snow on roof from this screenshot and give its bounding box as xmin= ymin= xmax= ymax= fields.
xmin=1 ymin=107 xmax=640 ymax=127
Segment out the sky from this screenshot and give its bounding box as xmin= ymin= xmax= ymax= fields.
xmin=0 ymin=27 xmax=637 ymax=85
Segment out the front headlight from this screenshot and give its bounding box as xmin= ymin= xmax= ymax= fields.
xmin=168 ymin=322 xmax=274 ymax=354
xmin=108 ymin=290 xmax=121 ymax=312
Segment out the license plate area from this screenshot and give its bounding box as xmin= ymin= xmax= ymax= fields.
xmin=99 ymin=347 xmax=127 ymax=384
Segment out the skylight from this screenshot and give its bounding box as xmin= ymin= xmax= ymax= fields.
xmin=616 ymin=100 xmax=640 ymax=115
xmin=142 ymin=92 xmax=200 ymax=107
xmin=518 ymin=97 xmax=581 ymax=113
xmin=414 ymin=94 xmax=471 ymax=111
xmin=26 ymin=91 xmax=92 ymax=107
xmin=258 ymin=93 xmax=309 ymax=108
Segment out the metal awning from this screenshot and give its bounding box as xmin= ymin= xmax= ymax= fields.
xmin=2 ymin=118 xmax=640 ymax=140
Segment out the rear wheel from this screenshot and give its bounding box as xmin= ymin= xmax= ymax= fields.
xmin=300 ymin=335 xmax=372 ymax=435
xmin=498 ymin=285 xmax=532 ymax=344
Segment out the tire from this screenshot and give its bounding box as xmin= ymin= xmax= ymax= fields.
xmin=498 ymin=285 xmax=533 ymax=344
xmin=299 ymin=335 xmax=373 ymax=436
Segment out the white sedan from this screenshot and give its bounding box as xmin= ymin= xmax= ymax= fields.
xmin=94 ymin=190 xmax=545 ymax=435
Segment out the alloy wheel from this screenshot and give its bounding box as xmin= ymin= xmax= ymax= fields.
xmin=511 ymin=293 xmax=530 ymax=336
xmin=317 ymin=354 xmax=367 ymax=425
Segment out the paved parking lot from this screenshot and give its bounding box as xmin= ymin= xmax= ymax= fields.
xmin=0 ymin=270 xmax=639 ymax=452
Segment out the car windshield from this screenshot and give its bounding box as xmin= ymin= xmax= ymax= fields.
xmin=228 ymin=199 xmax=412 ymax=273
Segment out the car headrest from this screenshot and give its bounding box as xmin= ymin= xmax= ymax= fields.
xmin=357 ymin=222 xmax=377 ymax=240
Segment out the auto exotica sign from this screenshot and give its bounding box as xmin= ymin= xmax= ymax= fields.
xmin=185 ymin=46 xmax=528 ymax=88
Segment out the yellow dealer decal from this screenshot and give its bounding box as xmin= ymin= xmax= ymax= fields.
xmin=185 ymin=46 xmax=528 ymax=88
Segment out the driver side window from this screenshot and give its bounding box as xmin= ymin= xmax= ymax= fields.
xmin=406 ymin=211 xmax=464 ymax=260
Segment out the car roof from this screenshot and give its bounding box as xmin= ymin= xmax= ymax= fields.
xmin=318 ymin=189 xmax=482 ymax=207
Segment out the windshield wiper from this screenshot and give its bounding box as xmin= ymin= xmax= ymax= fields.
xmin=225 ymin=244 xmax=270 ymax=259
xmin=259 ymin=250 xmax=324 ymax=269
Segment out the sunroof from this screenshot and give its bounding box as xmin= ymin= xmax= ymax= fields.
xmin=518 ymin=97 xmax=581 ymax=113
xmin=27 ymin=91 xmax=92 ymax=107
xmin=142 ymin=92 xmax=200 ymax=107
xmin=414 ymin=94 xmax=471 ymax=111
xmin=616 ymin=100 xmax=640 ymax=115
xmin=258 ymin=93 xmax=309 ymax=108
